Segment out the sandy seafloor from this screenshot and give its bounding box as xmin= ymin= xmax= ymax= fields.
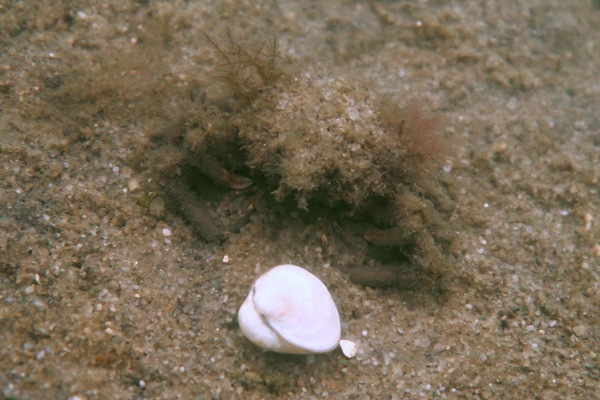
xmin=1 ymin=1 xmax=599 ymax=399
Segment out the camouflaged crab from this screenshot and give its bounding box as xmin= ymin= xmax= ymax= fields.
xmin=158 ymin=34 xmax=457 ymax=289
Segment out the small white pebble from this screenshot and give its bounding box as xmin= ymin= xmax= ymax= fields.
xmin=549 ymin=320 xmax=557 ymax=327
xmin=340 ymin=339 xmax=358 ymax=358
xmin=139 ymin=380 xmax=146 ymax=388
xmin=362 ymin=330 xmax=368 ymax=337
xmin=128 ymin=179 xmax=140 ymax=191
xmin=323 ymin=262 xmax=331 ymax=269
xmin=465 ymin=304 xmax=473 ymax=310
xmin=105 ymin=327 xmax=115 ymax=335
xmin=222 ymin=255 xmax=230 ymax=263
xmin=162 ymin=228 xmax=172 ymax=237
xmin=347 ymin=107 xmax=360 ymax=121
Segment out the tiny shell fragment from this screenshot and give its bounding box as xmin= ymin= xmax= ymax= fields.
xmin=339 ymin=339 xmax=358 ymax=358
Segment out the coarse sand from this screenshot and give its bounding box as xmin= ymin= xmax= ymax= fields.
xmin=1 ymin=1 xmax=599 ymax=399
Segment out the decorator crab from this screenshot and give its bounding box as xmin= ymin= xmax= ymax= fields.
xmin=151 ymin=33 xmax=457 ymax=290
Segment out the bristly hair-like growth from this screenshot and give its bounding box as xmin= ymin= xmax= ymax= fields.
xmin=204 ymin=31 xmax=285 ymax=108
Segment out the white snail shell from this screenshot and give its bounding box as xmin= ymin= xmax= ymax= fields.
xmin=238 ymin=264 xmax=341 ymax=354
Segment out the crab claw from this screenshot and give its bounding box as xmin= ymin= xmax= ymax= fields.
xmin=223 ymin=169 xmax=253 ymax=190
